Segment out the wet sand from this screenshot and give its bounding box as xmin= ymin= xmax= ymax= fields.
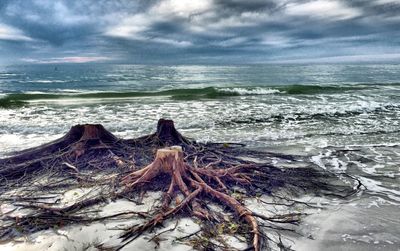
xmin=294 ymin=196 xmax=400 ymax=251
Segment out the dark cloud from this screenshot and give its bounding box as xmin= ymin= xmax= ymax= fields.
xmin=214 ymin=0 xmax=278 ymax=13
xmin=0 ymin=0 xmax=400 ymax=64
xmin=346 ymin=0 xmax=400 ymax=18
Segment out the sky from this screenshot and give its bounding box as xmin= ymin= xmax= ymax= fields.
xmin=0 ymin=0 xmax=400 ymax=64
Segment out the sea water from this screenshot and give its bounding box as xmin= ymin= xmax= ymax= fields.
xmin=0 ymin=63 xmax=399 ymax=250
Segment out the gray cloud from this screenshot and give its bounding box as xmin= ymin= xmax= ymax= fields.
xmin=0 ymin=0 xmax=399 ymax=64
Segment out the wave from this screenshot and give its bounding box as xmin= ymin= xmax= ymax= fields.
xmin=0 ymin=87 xmax=224 ymax=108
xmin=219 ymin=104 xmax=400 ymax=126
xmin=0 ymin=99 xmax=27 ymax=109
xmin=25 ymin=80 xmax=69 ymax=84
xmin=276 ymin=84 xmax=366 ymax=95
xmin=0 ymin=84 xmax=375 ymax=109
xmin=219 ymin=87 xmax=280 ymax=95
xmin=223 ymin=84 xmax=368 ymax=95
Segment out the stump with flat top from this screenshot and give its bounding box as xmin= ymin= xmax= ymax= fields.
xmin=120 ymin=145 xmax=261 ymax=250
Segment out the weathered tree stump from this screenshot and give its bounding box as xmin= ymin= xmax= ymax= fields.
xmin=131 ymin=119 xmax=192 ymax=147
xmin=4 ymin=124 xmax=118 ymax=163
xmin=77 ymin=124 xmax=118 ymax=142
xmin=0 ymin=124 xmax=120 ymax=178
xmin=155 ymin=119 xmax=189 ymax=145
xmin=120 ymin=146 xmax=261 ymax=250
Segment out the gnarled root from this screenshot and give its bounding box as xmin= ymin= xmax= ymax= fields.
xmin=119 ymin=146 xmax=262 ymax=250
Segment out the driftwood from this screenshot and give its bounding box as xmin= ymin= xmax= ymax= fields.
xmin=0 ymin=119 xmax=361 ymax=250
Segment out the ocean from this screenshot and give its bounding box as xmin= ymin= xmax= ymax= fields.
xmin=0 ymin=63 xmax=399 ymax=249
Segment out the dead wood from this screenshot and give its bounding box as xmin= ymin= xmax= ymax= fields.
xmin=0 ymin=119 xmax=362 ymax=251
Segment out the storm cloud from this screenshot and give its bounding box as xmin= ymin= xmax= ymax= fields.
xmin=0 ymin=0 xmax=400 ymax=64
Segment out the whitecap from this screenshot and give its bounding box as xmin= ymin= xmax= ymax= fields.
xmin=26 ymin=80 xmax=67 ymax=84
xmin=220 ymin=87 xmax=281 ymax=95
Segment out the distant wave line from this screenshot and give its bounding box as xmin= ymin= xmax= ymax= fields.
xmin=0 ymin=84 xmax=389 ymax=109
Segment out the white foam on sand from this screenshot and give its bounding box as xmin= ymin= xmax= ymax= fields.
xmin=357 ymin=176 xmax=400 ymax=202
xmin=293 ymin=197 xmax=400 ymax=251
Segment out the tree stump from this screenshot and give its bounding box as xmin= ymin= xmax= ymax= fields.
xmin=120 ymin=146 xmax=261 ymax=250
xmin=77 ymin=124 xmax=118 ymax=142
xmin=156 ymin=119 xmax=191 ymax=145
xmin=4 ymin=124 xmax=118 ymax=163
xmin=130 ymin=119 xmax=191 ymax=147
xmin=0 ymin=124 xmax=120 ymax=178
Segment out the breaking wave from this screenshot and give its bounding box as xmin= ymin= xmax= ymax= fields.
xmin=0 ymin=84 xmax=378 ymax=109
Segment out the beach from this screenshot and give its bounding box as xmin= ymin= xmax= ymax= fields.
xmin=0 ymin=63 xmax=399 ymax=250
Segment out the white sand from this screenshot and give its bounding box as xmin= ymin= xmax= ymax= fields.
xmin=0 ymin=191 xmax=201 ymax=251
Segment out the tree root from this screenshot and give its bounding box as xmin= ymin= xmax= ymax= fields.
xmin=0 ymin=119 xmax=362 ymax=250
xmin=117 ymin=146 xmax=265 ymax=250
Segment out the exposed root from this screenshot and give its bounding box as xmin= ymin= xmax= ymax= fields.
xmin=118 ymin=146 xmax=263 ymax=249
xmin=0 ymin=119 xmax=362 ymax=250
